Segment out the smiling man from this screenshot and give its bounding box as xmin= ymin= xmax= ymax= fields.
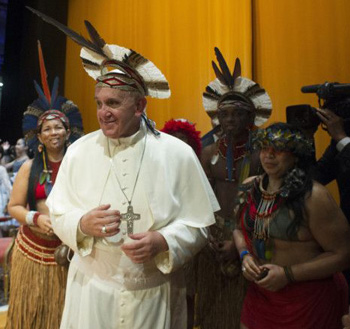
xmin=35 ymin=14 xmax=220 ymax=329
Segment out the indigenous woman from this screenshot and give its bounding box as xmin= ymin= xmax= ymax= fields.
xmin=5 ymin=42 xmax=83 ymax=329
xmin=234 ymin=122 xmax=350 ymax=329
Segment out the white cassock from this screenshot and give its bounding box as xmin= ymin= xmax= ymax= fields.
xmin=47 ymin=123 xmax=219 ymax=329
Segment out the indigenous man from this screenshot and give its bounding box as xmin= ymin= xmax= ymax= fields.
xmin=196 ymin=47 xmax=272 ymax=329
xmin=29 ymin=9 xmax=220 ymax=329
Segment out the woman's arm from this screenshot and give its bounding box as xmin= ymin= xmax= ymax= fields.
xmin=290 ymin=181 xmax=350 ymax=281
xmin=8 ymin=160 xmax=32 ymax=225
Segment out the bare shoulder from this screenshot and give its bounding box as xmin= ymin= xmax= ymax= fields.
xmin=14 ymin=159 xmax=33 ymax=180
xmin=201 ymin=143 xmax=216 ymax=159
xmin=200 ymin=143 xmax=217 ymax=167
xmin=307 ymin=180 xmax=334 ymax=205
xmin=306 ymin=180 xmax=346 ymax=226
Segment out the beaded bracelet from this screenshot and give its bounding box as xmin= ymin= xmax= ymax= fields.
xmin=283 ymin=266 xmax=296 ymax=283
xmin=33 ymin=212 xmax=41 ymax=226
xmin=25 ymin=211 xmax=38 ymax=226
xmin=240 ymin=250 xmax=250 ymax=261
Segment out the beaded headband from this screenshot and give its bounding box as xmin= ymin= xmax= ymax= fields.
xmin=252 ymin=125 xmax=314 ymax=156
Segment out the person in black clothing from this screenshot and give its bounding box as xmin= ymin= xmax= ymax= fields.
xmin=313 ymin=98 xmax=350 ymax=224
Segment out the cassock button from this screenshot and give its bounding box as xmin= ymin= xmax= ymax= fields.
xmin=122 ymin=187 xmax=127 ymax=191
xmin=122 ymin=229 xmax=126 ymax=235
xmin=122 ymin=173 xmax=127 ymax=176
xmin=122 ymin=159 xmax=127 ymax=162
xmin=122 ymin=201 xmax=127 ymax=205
xmin=121 ymin=319 xmax=125 ymax=323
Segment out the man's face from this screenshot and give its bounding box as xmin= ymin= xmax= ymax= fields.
xmin=218 ymin=105 xmax=253 ymax=138
xmin=95 ymin=87 xmax=146 ymax=139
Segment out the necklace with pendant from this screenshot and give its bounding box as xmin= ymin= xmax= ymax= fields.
xmin=107 ymin=132 xmax=147 ymax=234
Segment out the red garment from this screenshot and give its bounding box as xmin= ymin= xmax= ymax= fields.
xmin=34 ymin=160 xmax=61 ymax=200
xmin=241 ymin=273 xmax=348 ymax=329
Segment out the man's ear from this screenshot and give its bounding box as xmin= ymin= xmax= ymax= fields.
xmin=136 ymin=97 xmax=147 ymax=116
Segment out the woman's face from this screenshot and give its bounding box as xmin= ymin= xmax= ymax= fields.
xmin=38 ymin=119 xmax=69 ymax=153
xmin=15 ymin=138 xmax=27 ymax=156
xmin=260 ymin=147 xmax=297 ymax=179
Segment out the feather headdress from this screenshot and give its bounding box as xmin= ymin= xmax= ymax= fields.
xmin=22 ymin=40 xmax=84 ymax=151
xmin=203 ymin=47 xmax=272 ymax=127
xmin=27 ymin=7 xmax=170 ymax=99
xmin=161 ymin=119 xmax=202 ymax=157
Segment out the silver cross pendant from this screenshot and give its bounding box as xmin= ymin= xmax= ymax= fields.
xmin=121 ymin=205 xmax=141 ymax=234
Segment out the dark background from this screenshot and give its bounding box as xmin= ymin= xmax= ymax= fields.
xmin=0 ymin=0 xmax=68 ymax=144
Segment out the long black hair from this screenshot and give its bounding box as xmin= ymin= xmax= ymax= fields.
xmin=260 ymin=122 xmax=314 ymax=237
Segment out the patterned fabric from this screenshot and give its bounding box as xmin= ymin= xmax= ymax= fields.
xmin=37 ymin=109 xmax=69 ymax=129
xmin=15 ymin=225 xmax=61 ymax=265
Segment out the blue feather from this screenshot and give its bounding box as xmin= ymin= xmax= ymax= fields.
xmin=50 ymin=76 xmax=59 ymax=108
xmin=33 ymin=80 xmax=50 ymax=110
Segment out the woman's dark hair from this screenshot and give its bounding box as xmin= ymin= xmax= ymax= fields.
xmin=26 ymin=125 xmax=68 ymax=210
xmin=27 ymin=147 xmax=46 ymax=210
xmin=263 ymin=122 xmax=314 ymax=237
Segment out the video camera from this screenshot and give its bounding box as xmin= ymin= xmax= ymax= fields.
xmin=286 ymin=82 xmax=350 ymax=130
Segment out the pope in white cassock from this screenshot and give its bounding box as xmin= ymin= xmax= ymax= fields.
xmin=40 ymin=14 xmax=220 ymax=329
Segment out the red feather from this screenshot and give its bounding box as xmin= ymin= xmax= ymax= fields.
xmin=37 ymin=40 xmax=51 ymax=104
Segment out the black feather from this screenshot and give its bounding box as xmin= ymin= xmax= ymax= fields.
xmin=232 ymin=58 xmax=241 ymax=81
xmin=84 ymin=20 xmax=106 ymax=50
xmin=212 ymin=61 xmax=226 ymax=85
xmin=26 ymin=6 xmax=106 ymax=57
xmin=214 ymin=47 xmax=233 ymax=87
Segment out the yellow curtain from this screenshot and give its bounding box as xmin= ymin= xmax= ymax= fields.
xmin=64 ymin=0 xmax=253 ymax=134
xmin=253 ymin=0 xmax=350 ymax=200
xmin=65 ymin=0 xmax=350 ymax=200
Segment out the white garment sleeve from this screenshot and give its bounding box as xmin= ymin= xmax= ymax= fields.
xmin=46 ymin=154 xmax=94 ymax=256
xmin=154 ymin=223 xmax=208 ymax=273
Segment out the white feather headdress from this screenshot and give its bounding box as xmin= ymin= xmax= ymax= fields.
xmin=203 ymin=48 xmax=272 ymax=127
xmin=27 ymin=7 xmax=170 ymax=99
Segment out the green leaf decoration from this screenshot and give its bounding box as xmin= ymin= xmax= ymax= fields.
xmin=39 ymin=172 xmax=47 ymax=185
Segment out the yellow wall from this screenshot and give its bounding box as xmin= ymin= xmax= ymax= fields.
xmin=64 ymin=0 xmax=253 ymax=134
xmin=65 ymin=0 xmax=350 ymax=201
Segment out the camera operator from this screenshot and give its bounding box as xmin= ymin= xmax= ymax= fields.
xmin=313 ymin=98 xmax=350 ymax=224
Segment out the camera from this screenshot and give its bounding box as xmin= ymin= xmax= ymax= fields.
xmin=286 ymin=82 xmax=350 ymax=129
xmin=286 ymin=104 xmax=320 ymax=130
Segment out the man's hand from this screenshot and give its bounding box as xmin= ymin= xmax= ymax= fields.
xmin=316 ymin=108 xmax=347 ymax=142
xmin=208 ymin=236 xmax=238 ymax=262
xmin=80 ymin=204 xmax=121 ymax=237
xmin=342 ymin=309 xmax=350 ymax=329
xmin=121 ymin=231 xmax=169 ymax=263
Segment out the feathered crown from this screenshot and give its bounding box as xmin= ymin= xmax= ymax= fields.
xmin=161 ymin=119 xmax=202 ymax=157
xmin=252 ymin=124 xmax=314 ymax=156
xmin=203 ymin=47 xmax=272 ymax=127
xmin=22 ymin=41 xmax=84 ymax=151
xmin=27 ymin=7 xmax=170 ymax=99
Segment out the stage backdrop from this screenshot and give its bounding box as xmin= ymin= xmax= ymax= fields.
xmin=64 ymin=0 xmax=350 ymax=201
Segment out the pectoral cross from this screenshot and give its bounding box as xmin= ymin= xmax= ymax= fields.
xmin=121 ymin=205 xmax=141 ymax=234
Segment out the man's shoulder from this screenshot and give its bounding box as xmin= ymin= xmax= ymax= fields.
xmin=68 ymin=130 xmax=104 ymax=150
